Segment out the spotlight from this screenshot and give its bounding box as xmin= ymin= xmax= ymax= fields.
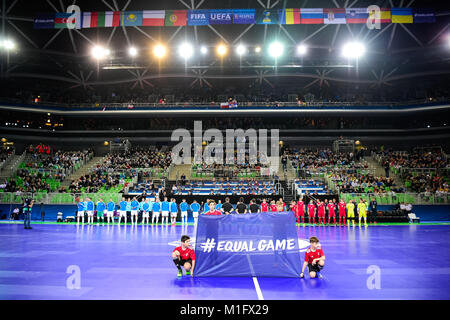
xmin=236 ymin=44 xmax=247 ymax=56
xmin=268 ymin=41 xmax=284 ymax=58
xmin=2 ymin=39 xmax=15 ymax=50
xmin=255 ymin=46 xmax=261 ymax=53
xmin=153 ymin=44 xmax=167 ymax=59
xmin=128 ymin=47 xmax=138 ymax=57
xmin=200 ymin=46 xmax=208 ymax=54
xmin=342 ymin=42 xmax=366 ymax=59
xmin=91 ymin=46 xmax=110 ymax=60
xmin=297 ymin=44 xmax=307 ymax=55
xmin=216 ymin=44 xmax=228 ymax=57
xmin=178 ymin=43 xmax=193 ymax=59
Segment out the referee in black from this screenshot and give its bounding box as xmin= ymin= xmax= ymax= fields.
xmin=369 ymin=198 xmax=378 ymax=225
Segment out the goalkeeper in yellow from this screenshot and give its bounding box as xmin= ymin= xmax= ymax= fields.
xmin=357 ymin=198 xmax=368 ymax=227
xmin=346 ymin=200 xmax=355 ymax=227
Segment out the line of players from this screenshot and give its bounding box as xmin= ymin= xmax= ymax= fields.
xmin=75 ymin=196 xmax=377 ymax=227
xmin=291 ymin=197 xmax=377 ymax=227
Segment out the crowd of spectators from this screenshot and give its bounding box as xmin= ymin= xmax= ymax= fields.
xmin=22 ymin=148 xmax=93 ymax=174
xmin=286 ymin=148 xmax=367 ymax=171
xmin=377 ymin=148 xmax=449 ymax=171
xmin=95 ymin=147 xmax=172 ymax=171
xmin=329 ymin=172 xmax=404 ymax=194
xmin=0 ymin=147 xmax=14 ymax=167
xmin=0 ymin=173 xmax=52 ymax=193
xmin=68 ymin=169 xmax=133 ymax=194
xmin=403 ymin=173 xmax=449 ymax=195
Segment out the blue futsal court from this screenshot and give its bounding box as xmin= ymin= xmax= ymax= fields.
xmin=0 ymin=222 xmax=449 ymax=300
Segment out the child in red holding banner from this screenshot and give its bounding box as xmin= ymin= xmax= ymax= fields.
xmin=300 ymin=236 xmax=325 ymax=279
xmin=172 ymin=235 xmax=196 ymax=278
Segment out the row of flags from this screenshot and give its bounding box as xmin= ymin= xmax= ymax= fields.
xmin=35 ymin=8 xmax=437 ymax=29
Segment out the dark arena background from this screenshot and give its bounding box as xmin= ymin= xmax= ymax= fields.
xmin=0 ymin=0 xmax=450 ymax=308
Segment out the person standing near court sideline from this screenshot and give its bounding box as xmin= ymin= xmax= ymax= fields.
xmin=23 ymin=198 xmax=33 ymax=229
xmin=40 ymin=203 xmax=45 ymax=222
xmin=369 ymin=198 xmax=378 ymax=225
xmin=77 ymin=197 xmax=85 ymax=224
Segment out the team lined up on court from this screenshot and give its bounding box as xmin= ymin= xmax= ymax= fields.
xmin=75 ymin=196 xmax=377 ymax=227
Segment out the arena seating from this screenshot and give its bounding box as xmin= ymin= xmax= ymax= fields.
xmin=172 ymin=180 xmax=277 ymax=195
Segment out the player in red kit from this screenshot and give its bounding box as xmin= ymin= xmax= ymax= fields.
xmin=297 ymin=197 xmax=305 ymax=226
xmin=338 ymin=199 xmax=347 ymax=226
xmin=204 ymin=201 xmax=222 ymax=215
xmin=317 ymin=200 xmax=326 ymax=226
xmin=328 ymin=199 xmax=336 ymax=225
xmin=307 ymin=200 xmax=316 ymax=226
xmin=261 ymin=199 xmax=269 ymax=213
xmin=300 ymin=236 xmax=325 ymax=279
xmin=290 ymin=200 xmax=299 ymax=225
xmin=270 ymin=200 xmax=277 ymax=212
xmin=172 ymin=235 xmax=196 ymax=277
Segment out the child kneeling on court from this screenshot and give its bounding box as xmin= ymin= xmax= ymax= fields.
xmin=172 ymin=235 xmax=196 ymax=278
xmin=300 ymin=236 xmax=325 ymax=279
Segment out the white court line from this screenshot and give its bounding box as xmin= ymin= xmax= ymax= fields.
xmin=252 ymin=277 xmax=264 ymax=300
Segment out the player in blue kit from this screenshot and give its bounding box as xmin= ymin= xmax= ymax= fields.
xmin=86 ymin=198 xmax=95 ymax=225
xmin=96 ymin=198 xmax=106 ymax=225
xmin=179 ymin=199 xmax=189 ymax=225
xmin=152 ymin=197 xmax=161 ymax=225
xmin=203 ymin=200 xmax=209 ymax=214
xmin=106 ymin=198 xmax=115 ymax=224
xmin=161 ymin=197 xmax=170 ymax=226
xmin=170 ymin=198 xmax=178 ymax=226
xmin=190 ymin=200 xmax=200 ymax=225
xmin=142 ymin=198 xmax=151 ymax=225
xmin=118 ymin=197 xmax=128 ymax=225
xmin=77 ymin=197 xmax=85 ymax=224
xmin=215 ymin=200 xmax=223 ymax=214
xmin=130 ymin=197 xmax=139 ymax=225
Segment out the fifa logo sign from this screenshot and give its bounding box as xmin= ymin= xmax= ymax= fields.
xmin=171 ymin=121 xmax=280 ymax=172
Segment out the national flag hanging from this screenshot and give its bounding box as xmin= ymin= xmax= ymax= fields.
xmin=165 ymin=10 xmax=187 ymax=26
xmin=324 ymin=8 xmax=346 ymax=24
xmin=54 ymin=13 xmax=75 ymax=28
xmin=34 ymin=13 xmax=55 ymax=29
xmin=82 ymin=12 xmax=99 ymax=28
xmin=413 ymin=8 xmax=435 ymax=23
xmin=105 ymin=11 xmax=121 ymax=27
xmin=345 ymin=8 xmax=368 ymax=24
xmin=368 ymin=8 xmax=391 ymax=23
xmin=279 ymin=8 xmax=301 ymax=24
xmin=391 ymin=8 xmax=413 ymax=23
xmin=300 ymin=8 xmax=324 ymax=24
xmin=143 ymin=10 xmax=165 ymax=26
xmin=256 ymin=9 xmax=279 ymax=24
xmin=122 ymin=11 xmax=143 ymax=26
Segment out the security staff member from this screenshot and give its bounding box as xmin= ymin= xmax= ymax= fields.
xmin=23 ymin=198 xmax=34 ymax=229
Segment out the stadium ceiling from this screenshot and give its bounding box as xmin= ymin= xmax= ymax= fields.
xmin=1 ymin=0 xmax=450 ymax=90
